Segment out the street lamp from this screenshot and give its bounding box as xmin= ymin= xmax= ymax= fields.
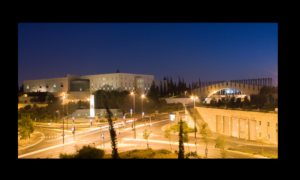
xmin=141 ymin=94 xmax=145 ymax=126
xmin=185 ymin=91 xmax=187 ymax=123
xmin=131 ymin=92 xmax=136 ymax=139
xmin=191 ymin=96 xmax=198 ymax=152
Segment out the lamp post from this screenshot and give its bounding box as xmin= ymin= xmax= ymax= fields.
xmin=62 ymin=96 xmax=65 ymax=145
xmin=191 ymin=96 xmax=198 ymax=152
xmin=185 ymin=91 xmax=187 ymax=123
xmin=141 ymin=94 xmax=145 ymax=126
xmin=131 ymin=92 xmax=136 ymax=139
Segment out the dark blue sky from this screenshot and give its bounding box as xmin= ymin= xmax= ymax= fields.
xmin=18 ymin=23 xmax=278 ymax=88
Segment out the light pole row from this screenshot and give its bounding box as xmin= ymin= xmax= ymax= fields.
xmin=131 ymin=92 xmax=145 ymax=139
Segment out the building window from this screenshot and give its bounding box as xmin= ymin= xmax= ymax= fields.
xmin=61 ymin=84 xmax=63 ymax=87
xmin=103 ymin=88 xmax=105 ymax=90
xmin=53 ymin=83 xmax=56 ymax=88
xmin=103 ymin=83 xmax=105 ymax=86
xmin=259 ymin=121 xmax=261 ymax=125
xmin=26 ymin=85 xmax=29 ymax=89
xmin=267 ymin=122 xmax=270 ymax=126
xmin=40 ymin=86 xmax=42 ymax=88
xmin=125 ymin=87 xmax=127 ymax=90
xmin=145 ymin=87 xmax=146 ymax=90
xmin=46 ymin=85 xmax=48 ymax=88
xmin=103 ymin=78 xmax=105 ymax=80
xmin=33 ymin=85 xmax=35 ymax=89
xmin=92 ymin=83 xmax=93 ymax=87
xmin=78 ymin=114 xmax=80 ymax=117
xmin=267 ymin=134 xmax=270 ymax=139
xmin=108 ymin=88 xmax=109 ymax=90
xmin=112 ymin=87 xmax=114 ymax=90
xmin=148 ymin=87 xmax=149 ymax=90
xmin=129 ymin=87 xmax=131 ymax=90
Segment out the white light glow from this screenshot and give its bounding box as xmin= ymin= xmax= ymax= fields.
xmin=90 ymin=95 xmax=95 ymax=117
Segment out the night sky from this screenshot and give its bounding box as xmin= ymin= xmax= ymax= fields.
xmin=18 ymin=23 xmax=278 ymax=88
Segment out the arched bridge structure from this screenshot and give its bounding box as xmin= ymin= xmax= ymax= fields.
xmin=192 ymin=78 xmax=272 ymax=100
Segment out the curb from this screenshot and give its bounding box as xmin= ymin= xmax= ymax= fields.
xmin=226 ymin=150 xmax=270 ymax=159
xmin=18 ymin=132 xmax=45 ymax=151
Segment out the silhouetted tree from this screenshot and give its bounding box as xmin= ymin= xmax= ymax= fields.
xmin=163 ymin=82 xmax=167 ymax=97
xmin=178 ymin=119 xmax=185 ymax=159
xmin=105 ymin=103 xmax=120 ymax=159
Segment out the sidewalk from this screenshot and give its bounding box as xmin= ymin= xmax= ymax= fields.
xmin=18 ymin=131 xmax=45 ymax=150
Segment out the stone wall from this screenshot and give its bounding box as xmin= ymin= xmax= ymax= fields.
xmin=165 ymin=98 xmax=199 ymax=106
xmin=195 ymin=107 xmax=278 ymax=144
xmin=70 ymin=109 xmax=123 ymax=118
xmin=18 ymin=103 xmax=48 ymax=109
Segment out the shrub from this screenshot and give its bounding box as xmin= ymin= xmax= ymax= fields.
xmin=158 ymin=149 xmax=171 ymax=154
xmin=59 ymin=153 xmax=76 ymax=159
xmin=59 ymin=145 xmax=105 ymax=159
xmin=185 ymin=151 xmax=200 ymax=159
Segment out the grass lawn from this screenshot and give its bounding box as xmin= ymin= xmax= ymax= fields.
xmin=103 ymin=148 xmax=201 ymax=159
xmin=227 ymin=147 xmax=278 ymax=159
xmin=103 ymin=148 xmax=178 ymax=159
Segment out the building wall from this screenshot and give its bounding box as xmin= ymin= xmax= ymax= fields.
xmin=193 ymin=82 xmax=263 ymax=99
xmin=195 ymin=107 xmax=278 ymax=144
xmin=76 ymin=73 xmax=154 ymax=94
xmin=24 ymin=77 xmax=68 ymax=93
xmin=165 ymin=98 xmax=199 ymax=106
xmin=23 ymin=73 xmax=163 ymax=98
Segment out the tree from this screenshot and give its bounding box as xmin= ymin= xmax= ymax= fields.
xmin=235 ymin=98 xmax=242 ymax=108
xmin=228 ymin=97 xmax=235 ymax=108
xmin=215 ymin=135 xmax=227 ymax=158
xmin=243 ymin=96 xmax=250 ymax=108
xmin=18 ymin=116 xmax=35 ymax=140
xmin=163 ymin=82 xmax=167 ymax=97
xmin=60 ymin=145 xmax=105 ymax=159
xmin=178 ymin=119 xmax=185 ymax=159
xmin=143 ymin=128 xmax=151 ymax=148
xmin=67 ymin=102 xmax=78 ymax=115
xmin=183 ymin=130 xmax=190 ymax=154
xmin=160 ymin=82 xmax=163 ymax=97
xmin=164 ymin=128 xmax=172 ymax=151
xmin=210 ymin=98 xmax=217 ymax=107
xmin=105 ymin=103 xmax=120 ymax=159
xmin=30 ymin=96 xmax=39 ymax=103
xmin=147 ymin=82 xmax=159 ymax=110
xmin=200 ymin=123 xmax=212 ymax=158
xmin=20 ymin=84 xmax=24 ymax=92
